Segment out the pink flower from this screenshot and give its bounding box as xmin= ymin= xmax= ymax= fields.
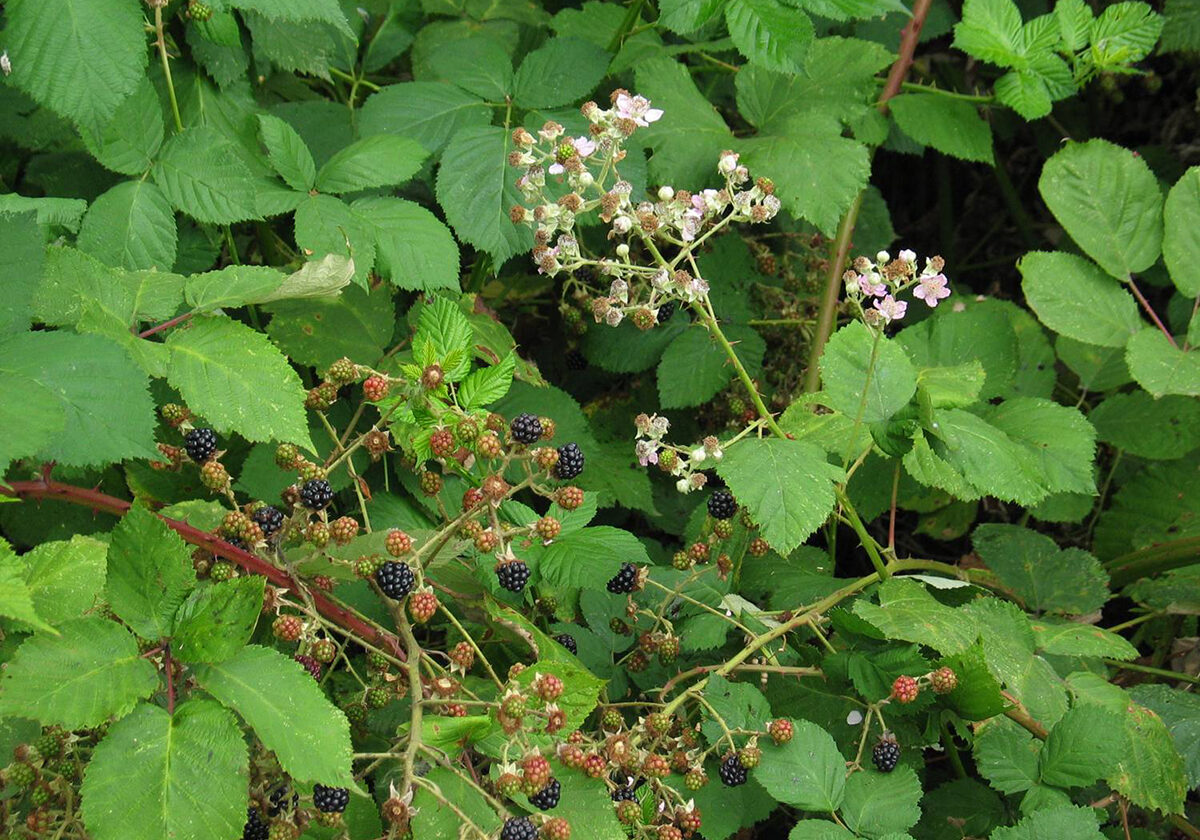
xmin=636 ymin=440 xmax=659 ymax=467
xmin=873 ymin=295 xmax=907 ymax=323
xmin=614 ymin=93 xmax=663 ymax=126
xmin=572 ymin=136 xmax=596 ymax=157
xmin=857 ymin=274 xmax=886 ymax=297
xmin=913 ymin=273 xmax=950 ymax=308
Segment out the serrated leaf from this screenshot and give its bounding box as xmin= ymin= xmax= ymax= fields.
xmin=953 ymin=0 xmax=1024 ymax=65
xmin=634 ymin=57 xmax=736 ymax=187
xmin=1019 ymin=251 xmax=1142 ymax=347
xmin=0 ymin=371 xmax=64 ymax=476
xmin=166 ymin=315 xmax=313 ymax=449
xmin=923 ymin=407 xmax=1048 ymax=504
xmin=80 ymin=79 xmax=165 ymax=176
xmin=0 ymin=547 xmax=56 ymax=634
xmin=973 ymin=524 xmax=1108 ymax=614
xmin=702 ymin=674 xmax=770 ymax=741
xmin=0 ymin=209 xmax=43 ymax=334
xmin=436 ymin=125 xmax=532 ymax=266
xmin=512 ymin=37 xmax=610 ymax=108
xmin=77 ymin=180 xmax=178 ymax=271
xmin=411 ymin=767 xmax=502 ymax=839
xmin=789 ymin=821 xmax=856 ymax=840
xmin=725 ymin=0 xmax=813 ymax=73
xmin=1126 ymin=327 xmax=1200 ymax=397
xmin=80 ymin=700 xmax=248 ymax=840
xmin=1089 ymin=390 xmax=1200 ymax=459
xmin=229 ymin=0 xmax=353 ymax=38
xmin=193 ymin=645 xmax=354 ymax=784
xmin=0 ymin=617 xmax=157 ymax=728
xmin=1038 ymin=704 xmax=1122 ymax=787
xmin=980 ymin=397 xmax=1097 ymax=497
xmin=854 ymin=578 xmax=977 ymax=655
xmin=989 ymin=806 xmax=1105 ymax=840
xmin=841 ymin=766 xmax=922 ymax=838
xmin=657 ymin=324 xmax=765 ymax=408
xmin=185 ymin=265 xmax=286 ymax=312
xmin=352 ymin=196 xmax=460 ymax=292
xmin=975 ymin=717 xmax=1041 ymax=794
xmin=294 ymin=193 xmax=374 ymax=288
xmin=107 ymin=505 xmax=197 ymax=640
xmin=1030 ymin=619 xmax=1138 ymax=659
xmin=1038 ymin=140 xmax=1163 ymax=280
xmin=0 ymin=194 xmax=88 ymax=232
xmin=1091 ymin=2 xmax=1163 ymax=65
xmin=715 ymin=438 xmax=842 ymax=555
xmin=755 ymin=719 xmax=846 ymax=811
xmin=821 ymin=321 xmax=917 ymax=424
xmin=359 ymin=82 xmax=492 ymax=154
xmin=889 ymin=94 xmax=994 ymax=163
xmin=1163 ymin=167 xmax=1200 ymax=297
xmin=428 ymin=35 xmax=513 ymax=100
xmin=0 ymin=331 xmax=158 ymax=467
xmin=658 ymin=0 xmax=727 ymax=32
xmin=171 ymin=577 xmax=264 ymax=664
xmin=315 ymin=135 xmax=427 ymax=194
xmin=259 ymin=254 xmax=354 ymax=303
xmin=417 ymin=297 xmax=475 ymax=381
xmin=5 ymin=0 xmax=147 ymax=133
xmin=458 ymin=353 xmax=516 ymax=408
xmin=257 ymin=114 xmax=316 ymax=192
xmin=154 ymin=127 xmax=263 ymax=224
xmin=22 ymin=536 xmax=108 ymax=627
xmin=1108 ymin=702 xmax=1188 ymax=814
xmin=1129 ymin=684 xmax=1200 ymax=788
xmin=267 ymin=283 xmax=395 ymax=369
xmin=538 ymin=526 xmax=648 ymax=589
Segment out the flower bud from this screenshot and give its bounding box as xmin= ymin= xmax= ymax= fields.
xmin=658 ymin=185 xmax=675 ymax=201
xmin=616 ymin=243 xmax=630 ymax=258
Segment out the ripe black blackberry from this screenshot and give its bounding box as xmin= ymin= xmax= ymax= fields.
xmin=312 ymin=784 xmax=349 ymax=813
xmin=611 ymin=786 xmax=638 ymax=802
xmin=554 ymin=443 xmax=585 ymax=480
xmin=299 ymin=479 xmax=333 ymax=510
xmin=242 ymin=808 xmax=268 ymax=840
xmin=565 ymin=349 xmax=587 ymax=370
xmin=376 ymin=561 xmax=414 ymax=600
xmin=251 ymin=505 xmax=285 ymax=537
xmin=554 ymin=633 xmax=577 ymax=655
xmin=606 ymin=563 xmax=638 ymax=594
xmin=656 ymin=301 xmax=675 ymax=323
xmin=719 ymin=754 xmax=748 ymax=786
xmin=872 ymin=736 xmax=900 ymax=773
xmin=510 ymin=413 xmax=543 ymax=444
xmin=496 ymin=560 xmax=531 ymax=593
xmin=707 ymin=489 xmax=737 ymax=520
xmin=529 ymin=777 xmax=561 ymax=810
xmin=501 ymin=816 xmax=539 ymax=840
xmin=184 ymin=428 xmax=217 ymax=462
xmin=266 ymin=786 xmax=298 ymax=817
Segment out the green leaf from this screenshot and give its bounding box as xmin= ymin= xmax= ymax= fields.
xmin=294 ymin=193 xmax=374 ymax=288
xmin=411 ymin=767 xmax=502 ymax=839
xmin=193 ymin=645 xmax=354 ymax=785
xmin=1163 ymin=167 xmax=1200 ymax=296
xmin=1055 ymin=0 xmax=1094 ymax=50
xmin=21 ymin=536 xmax=108 ymax=627
xmin=714 ymin=438 xmax=843 ymax=555
xmin=1091 ymin=2 xmax=1163 ymax=66
xmin=428 ymin=35 xmax=513 ymax=100
xmin=0 ymin=331 xmax=159 ymax=467
xmin=5 ymin=0 xmax=147 ymax=133
xmin=916 ymin=362 xmax=987 ymax=408
xmin=821 ymin=321 xmax=917 ymax=424
xmin=417 ymin=296 xmax=475 ymax=381
xmin=919 ymin=408 xmax=1046 ymax=504
xmin=353 ymin=197 xmax=460 ymax=292
xmin=154 ymin=127 xmax=263 ymax=224
xmin=512 ymin=37 xmax=610 ymax=108
xmin=1090 ymin=390 xmax=1200 ymax=459
xmin=185 ymin=265 xmax=286 ymax=312
xmin=537 ymin=526 xmax=649 ymax=590
xmin=229 ymin=0 xmax=353 ymax=38
xmin=657 ymin=324 xmax=765 ymax=408
xmin=171 ymin=577 xmax=264 ymax=664
xmin=1038 ymin=140 xmax=1163 ymax=280
xmin=658 ymin=0 xmax=727 ymax=33
xmin=257 ymin=114 xmax=316 ymax=192
xmin=0 ymin=548 xmax=56 ymax=634
xmin=1126 ymin=327 xmax=1200 ymax=397
xmin=953 ymin=0 xmax=1025 ymax=66
xmin=106 ymin=505 xmax=197 ymax=640
xmin=458 ymin=353 xmax=516 ymax=409
xmin=840 ymin=766 xmax=922 ymax=838
xmin=1038 ymin=704 xmax=1123 ymax=788
xmin=358 ymin=82 xmax=492 ymax=154
xmin=740 ymin=119 xmax=870 ymax=235
xmin=0 ymin=372 xmax=64 ymax=475
xmin=533 ymin=770 xmax=624 ymax=840
xmin=975 ymin=717 xmax=1041 ymax=794
xmin=702 ymin=674 xmax=770 ymax=741
xmin=897 ymin=301 xmax=1019 ymax=401
xmin=634 ymin=57 xmax=736 ymax=187
xmin=788 ymin=821 xmax=856 ymax=840
xmin=436 ymin=125 xmax=532 ymax=266
xmin=267 ymin=284 xmax=395 ymax=370
xmin=980 ymin=397 xmax=1097 ymax=497
xmin=0 ymin=210 xmax=43 ymax=334
xmin=77 ymin=180 xmax=178 ymax=272
xmin=973 ymin=524 xmax=1108 ymax=614
xmin=941 ymin=643 xmax=1009 ymax=720
xmin=0 ymin=194 xmax=87 ymax=232
xmin=166 ymin=315 xmax=313 ymax=448
xmin=724 ymin=0 xmax=813 ymax=73
xmin=755 ymin=719 xmax=846 ymax=811
xmin=261 ymin=254 xmax=354 ymax=303
xmin=1019 ymin=251 xmax=1142 ymax=347
xmin=315 ymin=135 xmax=427 ymax=194
xmin=989 ymin=806 xmax=1105 ymax=840
xmin=916 ymin=779 xmax=1005 ymax=840
xmin=1030 ymin=619 xmax=1138 ymax=659
xmin=1107 ymin=701 xmax=1188 ymax=814
xmin=889 ymin=94 xmax=994 ymax=163
xmin=80 ymin=700 xmax=248 ymax=840
xmin=1129 ymin=684 xmax=1200 ymax=788
xmin=854 ymin=578 xmax=977 ymax=655
xmin=80 ymin=79 xmax=165 ymax=176
xmin=0 ymin=617 xmax=157 ymax=728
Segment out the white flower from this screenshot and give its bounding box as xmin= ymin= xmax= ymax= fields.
xmin=676 ymin=478 xmax=690 ymax=493
xmin=690 ymin=447 xmax=707 ymax=464
xmin=572 ymin=136 xmax=596 ymax=157
xmin=614 ymin=93 xmax=664 ymax=126
xmin=612 ymin=215 xmax=633 ymax=235
xmin=718 ymin=152 xmax=740 ymax=175
xmin=605 ymin=307 xmax=624 ymax=327
xmin=898 ymin=248 xmax=916 ymax=264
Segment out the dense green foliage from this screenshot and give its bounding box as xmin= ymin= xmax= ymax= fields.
xmin=0 ymin=0 xmax=1199 ymax=839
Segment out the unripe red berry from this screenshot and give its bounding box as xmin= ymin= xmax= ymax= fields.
xmin=462 ymin=487 xmax=485 ymax=510
xmin=273 ymin=614 xmax=304 ymax=642
xmin=891 ymin=675 xmax=919 ymax=703
xmin=557 ymin=486 xmax=584 ymax=510
xmin=583 ymin=753 xmax=606 ymax=777
xmin=329 ymin=516 xmax=359 ymax=546
xmin=521 ymin=754 xmax=552 ymax=790
xmin=430 ymin=428 xmax=455 ymax=457
xmin=930 ymin=666 xmax=958 ymax=694
xmin=543 ymin=816 xmax=572 ymax=840
xmin=558 ymin=744 xmax=586 ymax=769
xmin=748 ymin=537 xmax=769 ymax=557
xmin=363 ymin=376 xmax=390 ymax=401
xmin=419 ymin=471 xmax=442 ymax=496
xmin=688 ymin=542 xmax=709 ymax=563
xmin=449 ymin=641 xmax=474 ymax=670
xmin=200 ymin=460 xmax=229 ymax=491
xmin=386 ymin=529 xmax=413 ymax=556
xmin=311 ymin=638 xmax=337 ymax=663
xmin=642 ymin=753 xmax=670 ymax=777
xmin=534 ymin=673 xmax=564 ymax=702
xmin=659 ymin=826 xmax=683 ymax=840
xmin=474 ymin=529 xmax=500 ymax=553
xmin=305 ymin=521 xmax=330 ymax=548
xmin=477 ymin=431 xmax=502 ymax=458
xmin=311 ymin=574 xmax=334 ymax=592
xmin=768 ymin=718 xmax=793 ymax=745
xmin=408 ymin=589 xmax=439 ymax=624
xmin=497 ymin=772 xmax=523 ymax=797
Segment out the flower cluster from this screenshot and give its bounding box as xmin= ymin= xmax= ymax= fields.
xmin=634 ymin=414 xmax=728 ymax=495
xmin=509 ymin=90 xmax=782 ymax=329
xmin=844 ymin=250 xmax=951 ymax=327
